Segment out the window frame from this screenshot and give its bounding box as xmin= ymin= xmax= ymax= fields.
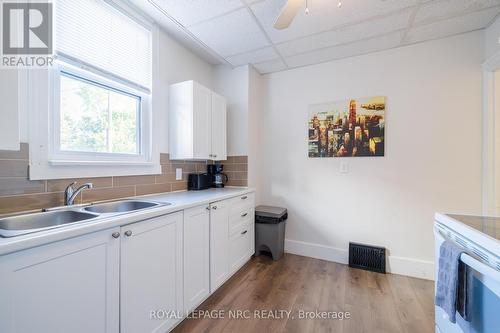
xmin=49 ymin=61 xmax=152 ymax=165
xmin=26 ymin=0 xmax=161 ymax=180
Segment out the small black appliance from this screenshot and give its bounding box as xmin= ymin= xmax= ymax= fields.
xmin=207 ymin=163 xmax=228 ymax=188
xmin=187 ymin=173 xmax=211 ymax=191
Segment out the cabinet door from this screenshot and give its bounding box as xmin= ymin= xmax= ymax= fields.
xmin=193 ymin=82 xmax=212 ymax=159
xmin=0 ymin=228 xmax=120 ymax=333
xmin=120 ymin=212 xmax=183 ymax=333
xmin=211 ymin=92 xmax=227 ymax=161
xmin=209 ymin=200 xmax=230 ymax=291
xmin=184 ymin=205 xmax=210 ymax=313
xmin=229 ymin=222 xmax=255 ymax=275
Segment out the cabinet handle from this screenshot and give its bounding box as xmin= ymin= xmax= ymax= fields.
xmin=213 ymin=154 xmax=217 ymax=158
xmin=212 ymin=206 xmax=217 ymax=210
xmin=124 ymin=230 xmax=132 ymax=237
xmin=112 ymin=232 xmax=120 ymax=239
xmin=241 ymin=196 xmax=248 ymax=200
xmin=241 ymin=212 xmax=248 ymax=217
xmin=241 ymin=230 xmax=248 ymax=235
xmin=206 ymin=206 xmax=210 ymax=211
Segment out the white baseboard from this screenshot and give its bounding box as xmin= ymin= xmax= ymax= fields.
xmin=285 ymin=239 xmax=349 ymax=264
xmin=284 ymin=239 xmax=434 ymax=281
xmin=387 ymin=255 xmax=435 ymax=280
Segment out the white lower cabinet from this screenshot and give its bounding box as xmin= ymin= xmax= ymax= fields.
xmin=229 ymin=221 xmax=255 ymax=274
xmin=210 ymin=194 xmax=255 ymax=290
xmin=209 ymin=200 xmax=230 ymax=291
xmin=183 ymin=205 xmax=210 ymax=313
xmin=0 ymin=228 xmax=121 ymax=333
xmin=0 ymin=191 xmax=255 ymax=333
xmin=120 ymin=212 xmax=184 ymax=333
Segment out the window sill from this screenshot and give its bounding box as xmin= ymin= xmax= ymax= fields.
xmin=48 ymin=160 xmax=156 ymax=166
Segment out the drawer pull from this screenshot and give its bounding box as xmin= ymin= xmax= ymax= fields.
xmin=241 ymin=196 xmax=248 ymax=200
xmin=241 ymin=230 xmax=248 ymax=235
xmin=241 ymin=213 xmax=248 ymax=217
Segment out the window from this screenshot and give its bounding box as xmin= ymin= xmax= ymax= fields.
xmin=59 ymin=72 xmax=141 ymax=155
xmin=50 ymin=0 xmax=153 ymax=164
xmin=27 ymin=0 xmax=160 ymax=180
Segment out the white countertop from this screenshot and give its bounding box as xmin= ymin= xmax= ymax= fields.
xmin=0 ymin=187 xmax=255 ymax=256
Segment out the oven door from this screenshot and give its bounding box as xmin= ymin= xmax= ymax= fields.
xmin=435 ymin=227 xmax=500 ymax=333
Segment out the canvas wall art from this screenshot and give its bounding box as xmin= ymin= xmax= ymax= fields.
xmin=308 ymin=96 xmax=386 ymax=158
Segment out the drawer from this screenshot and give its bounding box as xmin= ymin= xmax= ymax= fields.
xmin=229 ymin=207 xmax=254 ymax=235
xmin=229 ymin=221 xmax=254 ymax=274
xmin=228 ymin=192 xmax=255 ymax=216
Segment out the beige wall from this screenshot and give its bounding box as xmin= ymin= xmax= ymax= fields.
xmin=256 ymin=31 xmax=484 ymax=279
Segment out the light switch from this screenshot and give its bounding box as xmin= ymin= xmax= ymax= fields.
xmin=340 ymin=161 xmax=349 ymax=174
xmin=176 ymin=168 xmax=182 ymax=180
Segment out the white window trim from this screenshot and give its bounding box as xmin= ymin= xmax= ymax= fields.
xmin=49 ymin=61 xmax=152 ymax=164
xmin=27 ymin=1 xmax=161 ymax=180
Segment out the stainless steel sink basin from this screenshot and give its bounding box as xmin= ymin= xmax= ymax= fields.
xmin=0 ymin=210 xmax=99 ymax=238
xmin=84 ymin=200 xmax=163 ymax=214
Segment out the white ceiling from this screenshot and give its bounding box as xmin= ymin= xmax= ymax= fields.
xmin=131 ymin=0 xmax=500 ymax=74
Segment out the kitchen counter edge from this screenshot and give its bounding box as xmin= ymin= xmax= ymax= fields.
xmin=0 ymin=187 xmax=255 ymax=256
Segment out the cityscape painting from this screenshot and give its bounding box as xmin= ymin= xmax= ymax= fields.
xmin=308 ymin=96 xmax=386 ymax=158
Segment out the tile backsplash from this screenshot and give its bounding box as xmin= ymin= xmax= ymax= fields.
xmin=0 ymin=143 xmax=248 ymax=216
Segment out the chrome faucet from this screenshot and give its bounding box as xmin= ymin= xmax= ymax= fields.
xmin=64 ymin=182 xmax=93 ymax=206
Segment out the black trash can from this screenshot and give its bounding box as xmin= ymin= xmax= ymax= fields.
xmin=255 ymin=205 xmax=288 ymax=260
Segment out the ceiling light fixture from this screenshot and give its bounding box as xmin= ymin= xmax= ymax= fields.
xmin=274 ymin=0 xmax=344 ymax=30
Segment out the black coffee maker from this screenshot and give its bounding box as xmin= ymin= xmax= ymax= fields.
xmin=207 ymin=163 xmax=228 ymax=188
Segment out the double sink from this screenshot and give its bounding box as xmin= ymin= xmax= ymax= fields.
xmin=0 ymin=200 xmax=170 ymax=238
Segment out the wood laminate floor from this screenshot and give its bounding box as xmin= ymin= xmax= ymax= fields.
xmin=173 ymin=254 xmax=435 ymax=333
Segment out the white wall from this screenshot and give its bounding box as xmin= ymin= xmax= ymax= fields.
xmin=213 ymin=65 xmax=249 ymax=156
xmin=0 ymin=69 xmax=20 ymax=150
xmin=485 ymin=16 xmax=500 ymax=60
xmin=156 ymin=28 xmax=213 ymax=154
xmin=257 ymin=31 xmax=484 ymax=279
xmin=248 ymin=66 xmax=266 ymax=204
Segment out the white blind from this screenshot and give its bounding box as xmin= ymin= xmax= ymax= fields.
xmin=56 ymin=0 xmax=152 ymax=92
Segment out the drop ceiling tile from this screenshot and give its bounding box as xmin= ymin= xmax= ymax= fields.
xmin=406 ymin=7 xmax=500 ymax=44
xmin=276 ymin=9 xmax=411 ymax=57
xmin=414 ymin=0 xmax=500 ymax=25
xmin=284 ymin=31 xmax=403 ymax=69
xmin=188 ymin=8 xmax=269 ymax=57
xmin=226 ymin=47 xmax=279 ymax=66
xmin=153 ymin=0 xmax=244 ymax=26
xmin=242 ymin=0 xmax=264 ymax=4
xmin=251 ymin=0 xmax=418 ymax=43
xmin=253 ymin=58 xmax=287 ymax=73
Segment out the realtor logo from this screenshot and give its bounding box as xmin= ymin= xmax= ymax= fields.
xmin=1 ymin=1 xmax=53 ymax=67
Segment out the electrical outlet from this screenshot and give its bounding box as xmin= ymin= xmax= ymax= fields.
xmin=175 ymin=168 xmax=182 ymax=180
xmin=340 ymin=161 xmax=349 ymax=174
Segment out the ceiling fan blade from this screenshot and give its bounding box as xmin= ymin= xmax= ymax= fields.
xmin=274 ymin=0 xmax=303 ymax=30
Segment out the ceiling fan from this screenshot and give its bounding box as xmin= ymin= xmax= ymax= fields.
xmin=274 ymin=0 xmax=343 ymax=30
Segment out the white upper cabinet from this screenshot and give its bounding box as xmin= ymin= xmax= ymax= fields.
xmin=211 ymin=92 xmax=227 ymax=161
xmin=169 ymin=81 xmax=226 ymax=161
